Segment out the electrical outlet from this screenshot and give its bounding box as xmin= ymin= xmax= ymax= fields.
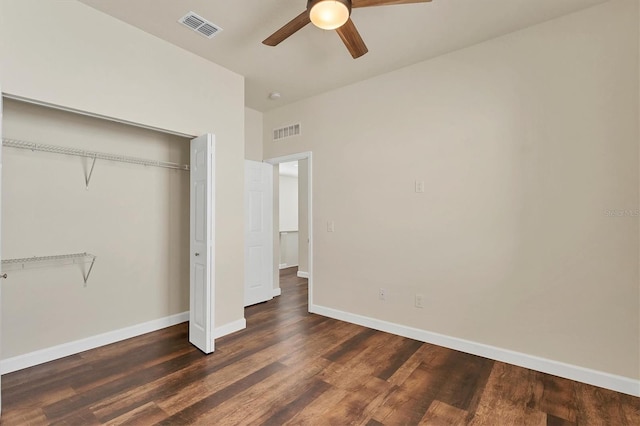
xmin=415 ymin=294 xmax=424 ymax=308
xmin=327 ymin=221 xmax=335 ymax=232
xmin=415 ymin=180 xmax=425 ymax=193
xmin=379 ymin=288 xmax=387 ymax=301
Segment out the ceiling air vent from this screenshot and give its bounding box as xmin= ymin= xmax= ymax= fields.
xmin=273 ymin=123 xmax=301 ymax=141
xmin=179 ymin=12 xmax=223 ymax=39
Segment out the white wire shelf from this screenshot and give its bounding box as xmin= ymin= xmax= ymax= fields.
xmin=2 ymin=138 xmax=189 ymax=187
xmin=1 ymin=252 xmax=97 ymax=285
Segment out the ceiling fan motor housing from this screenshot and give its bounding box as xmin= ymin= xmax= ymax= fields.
xmin=307 ymin=0 xmax=352 ymax=15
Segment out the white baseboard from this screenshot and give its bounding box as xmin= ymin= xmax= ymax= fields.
xmin=212 ymin=318 xmax=246 ymax=339
xmin=297 ymin=271 xmax=309 ymax=278
xmin=280 ymin=264 xmax=299 ymax=270
xmin=272 ymin=288 xmax=282 ymax=297
xmin=309 ymin=304 xmax=640 ymax=397
xmin=0 ymin=311 xmax=189 ymax=375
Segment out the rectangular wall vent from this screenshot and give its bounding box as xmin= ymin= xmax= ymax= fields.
xmin=179 ymin=12 xmax=223 ymax=39
xmin=273 ymin=123 xmax=301 ymax=141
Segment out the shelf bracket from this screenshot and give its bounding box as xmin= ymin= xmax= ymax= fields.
xmin=83 ymin=255 xmax=96 ymax=287
xmin=85 ymin=156 xmax=97 ymax=189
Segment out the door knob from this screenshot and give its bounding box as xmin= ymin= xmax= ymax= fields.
xmin=0 ymin=273 xmax=7 ymax=279
xmin=195 ymin=253 xmax=200 ymax=256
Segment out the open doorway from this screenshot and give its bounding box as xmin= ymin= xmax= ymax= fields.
xmin=265 ymin=152 xmax=313 ymax=309
xmin=278 ymin=161 xmax=300 ymax=272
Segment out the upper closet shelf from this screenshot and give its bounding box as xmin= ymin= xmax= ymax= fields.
xmin=2 ymin=138 xmax=190 ymax=188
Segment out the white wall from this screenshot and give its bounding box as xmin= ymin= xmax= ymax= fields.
xmin=298 ymin=159 xmax=309 ymax=275
xmin=279 ymin=232 xmax=299 ymax=269
xmin=279 ymin=175 xmax=299 ymax=231
xmin=279 ymin=174 xmax=299 ymax=268
xmin=264 ymin=0 xmax=639 ymax=383
xmin=2 ymin=99 xmax=189 ymax=358
xmin=0 ymin=0 xmax=246 ymax=352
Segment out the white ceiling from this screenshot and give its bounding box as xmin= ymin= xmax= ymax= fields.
xmin=79 ymin=0 xmax=608 ymax=112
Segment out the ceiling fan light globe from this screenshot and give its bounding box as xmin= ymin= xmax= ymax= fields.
xmin=309 ymin=0 xmax=350 ymax=30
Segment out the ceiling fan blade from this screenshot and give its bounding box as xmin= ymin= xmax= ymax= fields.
xmin=335 ymin=18 xmax=368 ymax=59
xmin=352 ymin=0 xmax=431 ymax=8
xmin=263 ymin=10 xmax=311 ymax=46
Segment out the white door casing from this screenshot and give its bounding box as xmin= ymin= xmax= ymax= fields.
xmin=0 ymin=92 xmax=4 ymax=413
xmin=244 ymin=161 xmax=273 ymax=306
xmin=265 ymin=152 xmax=313 ymax=309
xmin=189 ymin=134 xmax=215 ymax=354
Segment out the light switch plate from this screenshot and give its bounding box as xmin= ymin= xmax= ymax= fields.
xmin=327 ymin=221 xmax=335 ymax=232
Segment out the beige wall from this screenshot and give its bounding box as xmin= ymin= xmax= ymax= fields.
xmin=1 ymin=0 xmax=245 ymax=348
xmin=245 ymin=107 xmax=264 ymax=162
xmin=298 ymin=159 xmax=309 ymax=275
xmin=264 ymin=0 xmax=639 ymax=380
xmin=2 ymin=100 xmax=190 ymax=357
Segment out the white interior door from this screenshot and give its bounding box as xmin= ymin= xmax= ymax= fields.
xmin=189 ymin=134 xmax=214 ymax=354
xmin=244 ymin=161 xmax=273 ymax=306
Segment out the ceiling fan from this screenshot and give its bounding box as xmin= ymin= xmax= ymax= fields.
xmin=262 ymin=0 xmax=432 ymax=59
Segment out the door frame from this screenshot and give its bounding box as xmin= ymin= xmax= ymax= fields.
xmin=264 ymin=152 xmax=313 ymax=309
xmin=1 ymin=90 xmax=4 ymax=414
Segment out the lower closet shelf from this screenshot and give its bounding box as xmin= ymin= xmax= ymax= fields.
xmin=1 ymin=252 xmax=97 ymax=285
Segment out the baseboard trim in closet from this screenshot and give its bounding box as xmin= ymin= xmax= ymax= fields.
xmin=0 ymin=311 xmax=189 ymax=374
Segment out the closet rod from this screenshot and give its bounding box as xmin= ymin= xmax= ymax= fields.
xmin=2 ymin=138 xmax=190 ymax=171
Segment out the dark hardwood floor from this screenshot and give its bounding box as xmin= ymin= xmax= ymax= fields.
xmin=2 ymin=267 xmax=639 ymax=425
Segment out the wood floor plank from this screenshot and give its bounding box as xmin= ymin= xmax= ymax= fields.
xmin=574 ymin=382 xmax=638 ymax=425
xmin=50 ymin=407 xmax=103 ymax=426
xmin=42 ymin=350 xmax=204 ymax=422
xmin=155 ymin=362 xmax=287 ymax=425
xmin=0 ymin=407 xmax=49 ymax=426
xmin=546 ymin=413 xmax=576 ymax=426
xmin=385 ymin=343 xmax=437 ymax=386
xmin=279 ymin=320 xmax=362 ymax=367
xmin=433 ymin=350 xmax=494 ymax=412
xmin=468 ymin=362 xmax=546 ymax=426
xmin=2 ymin=269 xmax=638 ymax=425
xmin=376 ymin=337 xmax=423 ymax=380
xmin=105 ymin=402 xmax=168 ymax=426
xmin=154 ymin=317 xmax=332 ymax=417
xmin=2 ymin=354 xmax=86 ymax=392
xmin=197 ymin=357 xmax=330 ymax=425
xmin=2 ymin=385 xmax=77 ymax=414
xmin=282 ymin=384 xmax=350 ymax=424
xmin=3 ymin=362 xmax=95 ymax=407
xmin=419 ymin=400 xmax=469 ymax=425
xmin=371 ymin=359 xmax=451 ymax=425
xmin=317 ymin=332 xmax=410 ymax=392
xmin=257 ymin=379 xmax=331 ymax=425
xmin=539 ymin=374 xmax=578 ymax=423
xmin=317 ymin=375 xmax=395 ymax=425
xmin=619 ymin=393 xmax=640 ymax=425
xmin=322 ymin=328 xmax=378 ymax=362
